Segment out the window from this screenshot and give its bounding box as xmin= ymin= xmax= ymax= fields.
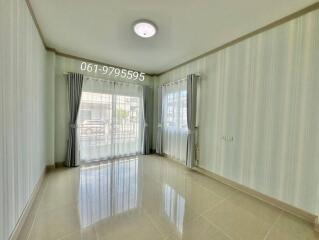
xmin=162 ymin=80 xmax=188 ymax=162
xmin=164 ymin=90 xmax=187 ymax=129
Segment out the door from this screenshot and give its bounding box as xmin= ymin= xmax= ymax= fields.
xmin=77 ymin=79 xmax=143 ymax=162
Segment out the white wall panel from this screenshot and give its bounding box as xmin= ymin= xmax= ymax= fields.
xmin=156 ymin=10 xmax=319 ymax=216
xmin=0 ymin=0 xmax=50 ymax=239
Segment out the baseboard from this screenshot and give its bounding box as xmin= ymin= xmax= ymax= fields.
xmin=193 ymin=167 xmax=318 ymax=228
xmin=315 ymin=217 xmax=319 ymax=232
xmin=46 ymin=164 xmax=56 ymax=171
xmin=8 ymin=166 xmax=48 ymax=240
xmin=160 ymin=153 xmax=189 ymax=168
xmin=55 ymin=162 xmax=64 ymax=168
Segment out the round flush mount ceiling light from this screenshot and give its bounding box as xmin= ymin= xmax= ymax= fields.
xmin=133 ymin=20 xmax=157 ymax=38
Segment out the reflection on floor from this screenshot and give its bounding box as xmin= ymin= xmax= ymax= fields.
xmin=79 ymin=159 xmax=140 ymax=228
xmin=17 ymin=155 xmax=319 ymax=240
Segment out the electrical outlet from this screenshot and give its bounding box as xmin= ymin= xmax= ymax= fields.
xmin=222 ymin=136 xmax=234 ymax=142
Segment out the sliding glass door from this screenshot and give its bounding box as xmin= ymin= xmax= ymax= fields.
xmin=77 ymin=78 xmax=143 ymax=162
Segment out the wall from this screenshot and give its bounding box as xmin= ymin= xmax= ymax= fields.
xmin=155 ymin=10 xmax=319 ymax=216
xmin=54 ymin=55 xmax=155 ymax=163
xmin=0 ymin=0 xmax=52 ymax=240
xmin=45 ymin=51 xmax=56 ymax=166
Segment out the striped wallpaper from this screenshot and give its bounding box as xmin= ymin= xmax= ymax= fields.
xmin=155 ymin=9 xmax=319 ymax=216
xmin=0 ymin=1 xmax=51 ymax=240
xmin=1 ymin=1 xmax=319 ymax=239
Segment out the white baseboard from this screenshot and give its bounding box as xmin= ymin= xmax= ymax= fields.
xmin=193 ymin=167 xmax=318 ymax=229
xmin=8 ymin=166 xmax=48 ymax=240
xmin=161 ymin=154 xmax=187 ymax=167
xmin=315 ymin=217 xmax=319 ymax=232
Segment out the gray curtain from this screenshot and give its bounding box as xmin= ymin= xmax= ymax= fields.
xmin=186 ymin=74 xmax=198 ymax=168
xmin=142 ymin=86 xmax=151 ymax=154
xmin=65 ymin=73 xmax=83 ymax=167
xmin=156 ymin=86 xmax=163 ymax=154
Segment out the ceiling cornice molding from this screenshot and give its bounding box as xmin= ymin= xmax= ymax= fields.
xmin=158 ymin=1 xmax=319 ymax=76
xmin=46 ymin=47 xmax=157 ymax=76
xmin=25 ymin=0 xmax=46 ymax=47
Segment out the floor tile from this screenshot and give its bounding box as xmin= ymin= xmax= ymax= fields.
xmin=166 ymin=216 xmax=231 ymax=240
xmin=184 ymin=181 xmax=224 ymax=214
xmin=28 ymin=205 xmax=81 ymax=240
xmin=202 ymin=191 xmax=282 ymax=240
xmin=94 ymin=209 xmax=163 ymax=240
xmin=58 ymin=226 xmax=97 ymax=240
xmin=145 ymin=204 xmax=199 ymax=237
xmin=189 ymin=172 xmax=236 ymax=198
xmin=265 ymin=213 xmax=319 ymax=240
xmin=17 ymin=155 xmax=319 ymax=240
xmin=38 ymin=169 xmax=80 ymax=212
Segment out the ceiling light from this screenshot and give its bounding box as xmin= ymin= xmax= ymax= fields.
xmin=133 ymin=20 xmax=157 ymax=38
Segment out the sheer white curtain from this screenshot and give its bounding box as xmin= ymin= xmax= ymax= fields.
xmin=77 ymin=77 xmax=143 ymax=162
xmin=162 ymin=80 xmax=188 ymax=163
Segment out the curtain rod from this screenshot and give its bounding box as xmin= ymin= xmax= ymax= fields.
xmin=160 ymin=74 xmax=200 ymax=87
xmin=63 ymin=73 xmax=146 ymax=87
xmin=160 ymin=77 xmax=186 ymax=87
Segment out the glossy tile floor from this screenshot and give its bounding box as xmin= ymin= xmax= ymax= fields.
xmin=18 ymin=155 xmax=319 ymax=240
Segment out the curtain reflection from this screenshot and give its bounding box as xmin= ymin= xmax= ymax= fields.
xmin=79 ymin=157 xmax=141 ymax=227
xmin=163 ymin=184 xmax=185 ymax=234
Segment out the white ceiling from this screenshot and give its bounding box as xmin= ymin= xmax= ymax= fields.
xmin=30 ymin=0 xmax=317 ymax=74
